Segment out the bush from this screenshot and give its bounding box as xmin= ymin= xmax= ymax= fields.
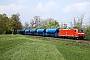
xmin=84 ymin=26 xmax=90 ymax=40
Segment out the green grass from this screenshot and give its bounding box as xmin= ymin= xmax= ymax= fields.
xmin=0 ymin=35 xmax=90 ymax=60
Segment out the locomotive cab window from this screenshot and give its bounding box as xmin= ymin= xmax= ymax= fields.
xmin=78 ymin=30 xmax=83 ymax=32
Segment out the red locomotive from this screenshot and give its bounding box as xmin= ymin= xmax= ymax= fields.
xmin=58 ymin=28 xmax=84 ymax=39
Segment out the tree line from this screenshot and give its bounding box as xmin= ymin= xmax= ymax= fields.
xmin=24 ymin=15 xmax=86 ymax=30
xmin=0 ymin=13 xmax=90 ymax=40
xmin=0 ymin=13 xmax=22 ymax=34
xmin=24 ymin=16 xmax=60 ymax=29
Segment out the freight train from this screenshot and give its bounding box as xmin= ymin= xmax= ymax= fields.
xmin=19 ymin=28 xmax=85 ymax=40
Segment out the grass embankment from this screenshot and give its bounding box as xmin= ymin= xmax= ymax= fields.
xmin=0 ymin=35 xmax=90 ymax=60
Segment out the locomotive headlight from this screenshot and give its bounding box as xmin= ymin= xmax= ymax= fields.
xmin=78 ymin=33 xmax=84 ymax=34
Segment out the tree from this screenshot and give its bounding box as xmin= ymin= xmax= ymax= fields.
xmin=30 ymin=16 xmax=41 ymax=29
xmin=24 ymin=22 xmax=30 ymax=29
xmin=0 ymin=14 xmax=4 ymax=34
xmin=74 ymin=14 xmax=84 ymax=29
xmin=60 ymin=22 xmax=67 ymax=29
xmin=63 ymin=24 xmax=67 ymax=29
xmin=84 ymin=16 xmax=90 ymax=40
xmin=0 ymin=13 xmax=13 ymax=34
xmin=84 ymin=26 xmax=90 ymax=40
xmin=89 ymin=17 xmax=90 ymax=26
xmin=10 ymin=13 xmax=23 ymax=34
xmin=69 ymin=22 xmax=73 ymax=29
xmin=38 ymin=18 xmax=60 ymax=28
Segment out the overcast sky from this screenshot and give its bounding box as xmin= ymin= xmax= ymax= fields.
xmin=0 ymin=0 xmax=90 ymax=26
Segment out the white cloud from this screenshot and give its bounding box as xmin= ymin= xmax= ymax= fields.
xmin=34 ymin=2 xmax=60 ymax=13
xmin=31 ymin=2 xmax=61 ymax=20
xmin=0 ymin=4 xmax=31 ymax=14
xmin=62 ymin=2 xmax=90 ymax=26
xmin=63 ymin=2 xmax=90 ymax=13
xmin=0 ymin=4 xmax=32 ymax=24
xmin=0 ymin=2 xmax=61 ymax=25
xmin=0 ymin=1 xmax=60 ymax=16
xmin=18 ymin=0 xmax=30 ymax=4
xmin=1 ymin=1 xmax=90 ymax=26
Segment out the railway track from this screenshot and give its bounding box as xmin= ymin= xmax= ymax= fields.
xmin=25 ymin=35 xmax=90 ymax=44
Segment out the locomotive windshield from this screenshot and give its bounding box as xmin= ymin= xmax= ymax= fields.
xmin=78 ymin=30 xmax=83 ymax=32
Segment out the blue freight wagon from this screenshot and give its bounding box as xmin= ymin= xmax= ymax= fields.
xmin=24 ymin=30 xmax=30 ymax=35
xmin=30 ymin=30 xmax=36 ymax=35
xmin=35 ymin=29 xmax=46 ymax=36
xmin=45 ymin=28 xmax=60 ymax=37
xmin=19 ymin=30 xmax=25 ymax=35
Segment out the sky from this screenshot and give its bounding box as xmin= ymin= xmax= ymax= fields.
xmin=0 ymin=0 xmax=90 ymax=26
